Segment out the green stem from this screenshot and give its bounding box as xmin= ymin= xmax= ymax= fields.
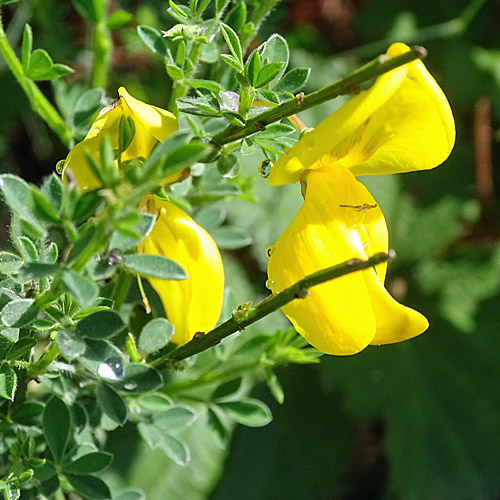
xmin=111 ymin=270 xmax=133 ymax=312
xmin=162 ymin=359 xmax=260 ymax=394
xmin=91 ymin=16 xmax=112 ymax=89
xmin=166 ymin=251 xmax=394 ymax=362
xmin=210 ymin=46 xmax=426 ymax=146
xmin=0 ymin=14 xmax=71 ymax=145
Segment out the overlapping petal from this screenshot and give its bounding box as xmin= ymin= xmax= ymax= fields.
xmin=63 ymin=87 xmax=178 ymax=190
xmin=267 ymin=164 xmax=428 ymax=355
xmin=268 ymin=42 xmax=455 ymax=186
xmin=137 ymin=196 xmax=224 ymax=346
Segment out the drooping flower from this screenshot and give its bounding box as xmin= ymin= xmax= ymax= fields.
xmin=268 ymin=43 xmax=455 ymax=186
xmin=137 ymin=196 xmax=224 ymax=346
xmin=63 ymin=88 xmax=224 ymax=345
xmin=266 ymin=43 xmax=455 ymax=355
xmin=63 ymin=87 xmax=179 ymax=190
xmin=267 ymin=165 xmax=428 ymax=355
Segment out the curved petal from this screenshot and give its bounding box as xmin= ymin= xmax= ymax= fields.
xmin=63 ymin=87 xmax=178 ymax=190
xmin=365 ymin=266 xmax=429 ymax=345
xmin=136 ymin=197 xmax=224 ymax=346
xmin=268 ymin=42 xmax=455 ymax=185
xmin=267 ymin=165 xmax=387 ymax=355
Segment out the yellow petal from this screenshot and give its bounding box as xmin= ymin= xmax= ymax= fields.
xmin=136 ymin=197 xmax=224 ymax=346
xmin=63 ymin=87 xmax=178 ymax=190
xmin=267 ymin=165 xmax=384 ymax=354
xmin=268 ymin=42 xmax=455 ymax=185
xmin=268 ymin=164 xmax=427 ymax=354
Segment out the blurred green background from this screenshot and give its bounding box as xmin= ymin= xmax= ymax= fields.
xmin=2 ymin=0 xmax=500 ymax=499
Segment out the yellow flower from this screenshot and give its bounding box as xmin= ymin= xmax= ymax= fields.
xmin=63 ymin=87 xmax=179 ymax=190
xmin=137 ymin=196 xmax=224 ymax=346
xmin=265 ymin=42 xmax=455 ymax=354
xmin=268 ymin=43 xmax=455 ymax=186
xmin=63 ymin=88 xmax=224 ymax=346
xmin=267 ymin=164 xmax=428 ymax=355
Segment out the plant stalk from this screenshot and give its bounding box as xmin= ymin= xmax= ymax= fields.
xmin=166 ymin=251 xmax=394 ymax=362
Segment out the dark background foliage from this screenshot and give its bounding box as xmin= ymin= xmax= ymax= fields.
xmin=2 ymin=0 xmax=500 ymax=499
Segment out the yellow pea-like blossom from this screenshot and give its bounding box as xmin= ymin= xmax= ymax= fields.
xmin=137 ymin=196 xmax=224 ymax=346
xmin=267 ymin=165 xmax=428 ymax=355
xmin=266 ymin=43 xmax=455 ymax=355
xmin=63 ymin=88 xmax=224 ymax=346
xmin=268 ymin=43 xmax=455 ymax=186
xmin=63 ymin=87 xmax=179 ymax=190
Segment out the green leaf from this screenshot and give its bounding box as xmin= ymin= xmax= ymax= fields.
xmin=18 ymin=263 xmax=58 ymax=280
xmin=256 ymin=89 xmax=280 ymax=105
xmin=137 ymin=393 xmax=173 ymax=412
xmin=65 ymin=473 xmax=111 ymax=500
xmin=195 ymin=204 xmax=227 ymax=230
xmin=22 ymin=24 xmax=33 ymax=74
xmin=43 ymin=396 xmax=71 ymax=463
xmin=73 ymin=88 xmax=105 ymax=127
xmin=61 ymin=269 xmax=99 ymax=306
xmin=109 ymin=214 xmax=155 ymax=251
xmin=71 ymin=0 xmax=101 ymax=22
xmin=245 ymin=50 xmax=262 ymax=87
xmin=0 ymin=336 xmax=13 ymax=360
xmin=16 ymin=236 xmax=38 ymax=262
xmin=220 ymin=22 xmax=243 ymax=70
xmin=66 ymin=223 xmax=98 ymax=266
xmin=255 ymin=62 xmax=283 ymax=88
xmin=76 ymin=310 xmax=125 ymax=339
xmin=207 ymin=406 xmax=230 ymax=445
xmin=113 ymin=363 xmax=163 ymax=394
xmin=166 ymin=64 xmax=184 ymax=80
xmin=212 ymin=378 xmax=242 ymax=400
xmin=0 ymin=252 xmax=23 ymax=275
xmin=80 ymin=339 xmax=124 ymax=376
xmin=118 ymin=115 xmax=136 ymax=156
xmin=6 ymin=337 xmax=36 ymax=361
xmin=264 ymin=368 xmax=285 ymax=404
xmin=273 ymin=67 xmax=311 ymax=94
xmin=183 ymin=79 xmax=223 ymax=93
xmin=96 ymin=382 xmax=128 ymax=425
xmin=64 ymin=452 xmax=114 ymax=475
xmin=113 ymin=490 xmax=145 ymax=500
xmin=260 ymin=33 xmax=289 ymax=84
xmin=41 ymin=174 xmax=64 ymax=214
xmin=1 ymin=299 xmax=38 ymax=328
xmin=122 ymin=254 xmax=187 ymax=281
xmin=0 ymin=174 xmax=39 ymax=224
xmin=223 ymin=0 xmax=246 ymax=32
xmin=211 ymin=226 xmax=253 ymax=249
xmin=152 ymin=405 xmax=198 ymax=431
xmin=0 ymin=0 xmax=20 ymax=5
xmin=56 ymin=330 xmax=86 ymax=359
xmin=137 ymin=25 xmax=169 ymax=59
xmin=0 ymin=362 xmax=17 ymax=400
xmin=72 ymin=190 xmax=103 ymax=222
xmin=217 ymin=399 xmax=273 ymax=427
xmin=138 ymin=424 xmax=190 ymax=466
xmin=220 ymin=53 xmax=244 ymax=73
xmin=31 ymin=188 xmax=61 ymax=223
xmin=217 ymin=155 xmax=240 ymax=179
xmin=11 ymin=401 xmax=44 ymax=425
xmin=26 ymin=48 xmax=52 ymax=79
xmin=138 ymin=318 xmax=174 ymax=355
xmin=106 ymin=9 xmax=132 ymax=30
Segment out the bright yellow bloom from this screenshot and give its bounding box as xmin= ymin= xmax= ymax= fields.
xmin=268 ymin=43 xmax=455 ymax=186
xmin=267 ymin=165 xmax=428 ymax=355
xmin=63 ymin=87 xmax=179 ymax=190
xmin=266 ymin=42 xmax=455 ymax=355
xmin=63 ymin=88 xmax=224 ymax=346
xmin=137 ymin=196 xmax=224 ymax=346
